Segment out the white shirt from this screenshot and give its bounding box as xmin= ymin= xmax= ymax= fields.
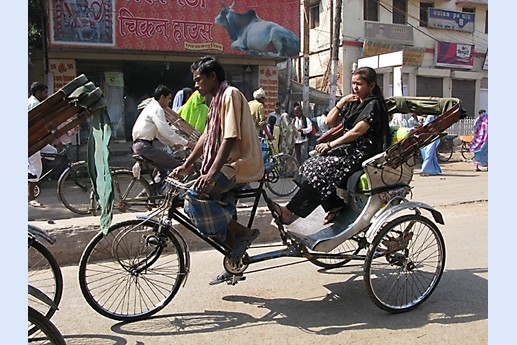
xmin=317 ymin=114 xmax=330 ymax=134
xmin=293 ymin=116 xmax=312 ymax=143
xmin=132 ymin=98 xmax=187 ymax=147
xmin=28 ymin=95 xmax=40 ymax=111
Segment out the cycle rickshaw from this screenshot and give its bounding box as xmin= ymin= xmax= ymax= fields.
xmin=74 ymin=96 xmax=464 ymax=321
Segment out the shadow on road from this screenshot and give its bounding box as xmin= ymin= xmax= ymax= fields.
xmin=109 ymin=267 xmax=487 ymax=337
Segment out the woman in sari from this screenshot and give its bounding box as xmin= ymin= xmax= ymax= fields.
xmin=419 ymin=115 xmax=441 ymax=176
xmin=470 ymin=109 xmax=488 ymax=171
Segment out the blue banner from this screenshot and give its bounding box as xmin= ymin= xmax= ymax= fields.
xmin=428 ymin=8 xmax=475 ymax=33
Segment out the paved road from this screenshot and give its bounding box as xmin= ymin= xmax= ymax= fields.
xmin=29 ymin=158 xmax=489 ymax=344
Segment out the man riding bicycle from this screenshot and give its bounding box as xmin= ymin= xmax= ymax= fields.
xmin=132 ymin=85 xmax=194 ymax=183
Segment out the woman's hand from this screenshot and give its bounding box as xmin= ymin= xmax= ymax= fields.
xmin=315 ymin=142 xmax=333 ymax=154
xmin=336 ymin=93 xmax=359 ymax=108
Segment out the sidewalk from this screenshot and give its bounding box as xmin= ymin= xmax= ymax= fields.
xmin=29 ymin=153 xmax=487 ymax=266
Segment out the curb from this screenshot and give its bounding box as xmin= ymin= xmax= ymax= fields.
xmin=31 ymin=206 xmax=280 ymax=267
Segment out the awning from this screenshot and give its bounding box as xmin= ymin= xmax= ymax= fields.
xmin=289 ymin=80 xmax=331 ymax=105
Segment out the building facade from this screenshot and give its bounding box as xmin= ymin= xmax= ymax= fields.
xmin=29 ymin=0 xmax=301 ymax=141
xmin=304 ymin=0 xmax=488 ymax=117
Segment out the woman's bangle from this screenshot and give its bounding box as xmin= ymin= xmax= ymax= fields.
xmin=327 ymin=142 xmax=332 ymax=149
xmin=335 ymin=105 xmax=342 ymax=112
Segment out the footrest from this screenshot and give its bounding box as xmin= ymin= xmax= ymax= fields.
xmin=285 ymin=206 xmax=362 ymax=252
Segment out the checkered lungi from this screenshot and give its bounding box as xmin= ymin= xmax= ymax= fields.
xmin=184 ymin=172 xmax=237 ymax=241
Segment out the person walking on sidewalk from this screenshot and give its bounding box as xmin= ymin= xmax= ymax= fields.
xmin=171 ymin=56 xmax=264 ymax=285
xmin=28 ymin=82 xmax=57 ymax=208
xmin=293 ymin=105 xmax=312 ymax=165
xmin=470 ymin=109 xmax=488 ymax=171
xmin=419 ymin=114 xmax=442 ymax=176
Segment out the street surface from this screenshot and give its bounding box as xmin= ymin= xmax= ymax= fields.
xmin=28 ymin=157 xmax=488 ymax=344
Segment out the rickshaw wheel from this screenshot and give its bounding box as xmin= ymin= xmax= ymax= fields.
xmin=364 ymin=214 xmax=445 ymax=313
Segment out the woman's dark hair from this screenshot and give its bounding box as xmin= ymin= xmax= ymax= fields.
xmin=182 ymin=87 xmax=193 ymax=104
xmin=353 ymin=66 xmax=384 ymax=100
xmin=353 ymin=66 xmax=390 ymax=149
xmin=153 ymin=84 xmax=172 ymax=100
xmin=190 ymin=56 xmax=226 ymax=83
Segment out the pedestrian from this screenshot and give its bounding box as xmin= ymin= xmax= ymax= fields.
xmin=278 ymin=111 xmax=296 ymax=156
xmin=172 ymin=87 xmax=193 ymax=111
xmin=292 ymin=105 xmax=312 ymax=165
xmin=28 ymin=82 xmax=57 ymax=208
xmin=419 ymin=114 xmax=442 ymax=176
xmin=171 ymin=56 xmax=264 ymax=285
xmin=177 ymin=90 xmax=209 ymax=133
xmin=267 ymin=101 xmax=282 ymax=152
xmin=248 ymin=88 xmax=269 ymax=137
xmin=132 ymin=84 xmax=193 ymax=183
xmin=269 ymin=66 xmax=390 ymax=225
xmin=316 ymin=110 xmax=330 ymax=136
xmin=470 ymin=109 xmax=488 ymax=171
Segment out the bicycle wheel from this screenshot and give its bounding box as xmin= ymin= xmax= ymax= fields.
xmin=461 ymin=142 xmax=474 ymax=161
xmin=28 ymin=306 xmax=66 ymax=345
xmin=111 ymin=170 xmax=153 ymax=213
xmin=57 ymin=161 xmax=93 ymax=215
xmin=79 ymin=219 xmax=186 ymax=321
xmin=364 ymin=214 xmax=445 ymax=313
xmin=28 ymin=239 xmax=63 ymax=335
xmin=307 ymin=237 xmax=362 ymax=269
xmin=436 ymin=140 xmax=453 ymax=162
xmin=266 ymin=154 xmax=299 ymax=197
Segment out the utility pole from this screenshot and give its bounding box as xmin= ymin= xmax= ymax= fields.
xmin=329 ymin=0 xmax=342 ymax=109
xmin=303 ymin=0 xmax=310 ymax=118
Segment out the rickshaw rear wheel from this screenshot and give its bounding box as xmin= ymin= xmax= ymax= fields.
xmin=364 ymin=214 xmax=445 ymax=313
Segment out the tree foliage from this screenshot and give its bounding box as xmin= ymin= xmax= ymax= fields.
xmin=29 ymin=0 xmax=46 ymax=50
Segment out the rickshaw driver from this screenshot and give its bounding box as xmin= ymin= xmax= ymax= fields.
xmin=171 ymin=56 xmax=264 ymax=284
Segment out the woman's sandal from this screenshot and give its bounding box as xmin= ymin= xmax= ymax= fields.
xmin=268 ymin=202 xmax=298 ymax=225
xmin=323 ymin=207 xmax=344 ymax=225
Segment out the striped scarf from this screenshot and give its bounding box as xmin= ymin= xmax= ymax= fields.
xmin=201 ymin=81 xmax=228 ymax=174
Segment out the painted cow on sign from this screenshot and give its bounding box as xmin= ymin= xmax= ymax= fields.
xmin=215 ymin=1 xmax=300 ymax=57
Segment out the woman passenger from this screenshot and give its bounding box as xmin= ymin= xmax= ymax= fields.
xmin=270 ymin=66 xmax=390 ymax=225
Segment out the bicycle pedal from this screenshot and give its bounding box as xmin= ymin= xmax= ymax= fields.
xmin=226 ymin=275 xmax=246 ymax=286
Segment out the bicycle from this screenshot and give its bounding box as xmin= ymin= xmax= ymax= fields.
xmin=77 ymin=97 xmax=461 ymax=322
xmin=28 ymin=224 xmax=65 ymax=343
xmin=260 ymin=138 xmax=299 ymax=197
xmin=33 ymin=144 xmax=79 ymax=198
xmin=459 ymin=134 xmax=474 ymax=161
xmin=436 ymin=134 xmax=457 ymax=162
xmin=78 ymin=156 xmax=445 ymax=320
xmin=28 ymin=225 xmax=63 ymax=334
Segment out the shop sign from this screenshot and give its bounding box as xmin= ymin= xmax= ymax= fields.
xmin=363 ymin=40 xmax=425 ymax=66
xmin=48 ymin=58 xmax=77 ymax=91
xmin=435 ymin=41 xmax=475 ymax=69
xmin=364 ymin=22 xmax=414 ymax=45
xmin=428 ymin=8 xmax=475 ymax=33
xmin=48 ymin=0 xmax=300 ymax=57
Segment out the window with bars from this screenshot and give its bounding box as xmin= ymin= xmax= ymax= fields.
xmin=419 ymin=2 xmax=434 ymax=27
xmin=310 ymin=3 xmax=320 ymax=29
xmin=393 ymin=0 xmax=407 ymax=24
xmin=364 ymin=0 xmax=379 ymax=21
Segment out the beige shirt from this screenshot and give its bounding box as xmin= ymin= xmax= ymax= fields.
xmin=248 ymin=99 xmax=266 ymax=134
xmin=219 ymin=87 xmax=264 ymax=183
xmin=132 ymin=98 xmax=187 ymax=147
